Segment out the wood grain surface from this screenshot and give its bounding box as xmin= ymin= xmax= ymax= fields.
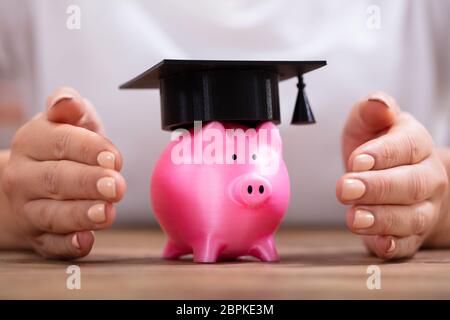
xmin=0 ymin=228 xmax=449 ymax=299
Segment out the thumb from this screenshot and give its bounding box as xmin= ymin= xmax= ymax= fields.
xmin=46 ymin=86 xmax=105 ymax=134
xmin=342 ymin=92 xmax=400 ymax=169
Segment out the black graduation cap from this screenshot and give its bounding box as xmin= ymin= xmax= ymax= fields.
xmin=120 ymin=59 xmax=326 ymax=131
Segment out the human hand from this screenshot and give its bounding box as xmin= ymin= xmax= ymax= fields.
xmin=337 ymin=92 xmax=449 ymax=259
xmin=1 ymin=87 xmax=126 ymax=259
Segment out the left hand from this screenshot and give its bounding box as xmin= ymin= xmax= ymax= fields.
xmin=337 ymin=92 xmax=449 ymax=259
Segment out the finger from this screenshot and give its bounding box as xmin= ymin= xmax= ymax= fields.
xmin=20 ymin=160 xmax=126 ymax=201
xmin=346 ymin=202 xmax=435 ymax=237
xmin=342 ymin=92 xmax=400 ymax=166
xmin=336 ymin=158 xmax=439 ymax=205
xmin=15 ymin=116 xmax=122 ymax=170
xmin=46 ymin=87 xmax=104 ymax=134
xmin=348 ymin=112 xmax=434 ymax=172
xmin=24 ymin=200 xmax=115 ymax=234
xmin=32 ymin=231 xmax=94 ymax=260
xmin=363 ymin=235 xmax=423 ymax=260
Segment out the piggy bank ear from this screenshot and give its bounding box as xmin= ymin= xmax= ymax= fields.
xmin=256 ymin=121 xmax=282 ymax=152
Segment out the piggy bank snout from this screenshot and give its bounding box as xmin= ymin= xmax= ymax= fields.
xmin=233 ymin=174 xmax=272 ymax=208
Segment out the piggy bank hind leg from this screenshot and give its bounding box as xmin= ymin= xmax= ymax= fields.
xmin=248 ymin=236 xmax=279 ymax=262
xmin=192 ymin=236 xmax=226 ymax=263
xmin=162 ymin=241 xmax=191 ymax=260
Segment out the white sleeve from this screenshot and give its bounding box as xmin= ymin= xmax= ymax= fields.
xmin=0 ymin=0 xmax=36 ymax=147
xmin=428 ymin=0 xmax=450 ymax=146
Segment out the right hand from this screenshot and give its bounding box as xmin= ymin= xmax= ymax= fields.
xmin=1 ymin=87 xmax=126 ymax=259
xmin=337 ymin=92 xmax=448 ymax=259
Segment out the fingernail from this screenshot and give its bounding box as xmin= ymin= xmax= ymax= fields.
xmin=368 ymin=92 xmax=390 ymax=108
xmin=352 ymin=154 xmax=375 ymax=172
xmin=387 ymin=238 xmax=396 ymax=253
xmin=72 ymin=234 xmax=80 ymax=249
xmin=97 ymin=151 xmax=115 ymax=169
xmin=341 ymin=179 xmax=366 ymax=201
xmin=49 ymin=94 xmax=74 ymax=108
xmin=96 ymin=177 xmax=116 ymax=198
xmin=87 ymin=203 xmax=106 ymax=223
xmin=353 ymin=209 xmax=375 ymax=229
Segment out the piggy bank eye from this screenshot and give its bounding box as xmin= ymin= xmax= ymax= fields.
xmin=232 ymin=154 xmax=237 ymax=161
xmin=252 ymin=154 xmax=257 ymax=160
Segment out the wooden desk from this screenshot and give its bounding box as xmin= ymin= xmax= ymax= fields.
xmin=0 ymin=228 xmax=449 ymax=299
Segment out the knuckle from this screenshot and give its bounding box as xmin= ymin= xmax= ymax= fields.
xmin=79 ymin=130 xmax=103 ymax=164
xmin=404 ymin=132 xmax=421 ymax=164
xmin=78 ymin=168 xmax=93 ymax=194
xmin=53 ymin=125 xmax=74 ymax=160
xmin=410 ymin=170 xmax=429 ymax=202
xmin=379 ymin=143 xmax=398 ymax=168
xmin=29 ymin=236 xmax=53 ymax=259
xmin=71 ymin=205 xmax=87 ymax=230
xmin=40 ymin=203 xmax=57 ymax=233
xmin=43 ymin=162 xmax=61 ymax=195
xmin=26 ymin=201 xmax=56 ymax=233
xmin=379 ymin=208 xmax=396 ymax=235
xmin=34 ymin=235 xmax=79 ymax=260
xmin=78 ymin=131 xmax=98 ymax=164
xmin=371 ymin=175 xmax=391 ymax=202
xmin=80 ymin=139 xmax=92 ymax=164
xmin=411 ymin=211 xmax=427 ymax=235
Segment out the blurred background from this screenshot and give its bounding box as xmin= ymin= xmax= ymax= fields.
xmin=0 ymin=0 xmax=449 ymax=226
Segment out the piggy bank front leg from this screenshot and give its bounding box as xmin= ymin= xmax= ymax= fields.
xmin=248 ymin=236 xmax=279 ymax=262
xmin=192 ymin=236 xmax=226 ymax=263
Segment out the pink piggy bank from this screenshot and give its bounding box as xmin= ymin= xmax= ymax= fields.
xmin=151 ymin=121 xmax=290 ymax=263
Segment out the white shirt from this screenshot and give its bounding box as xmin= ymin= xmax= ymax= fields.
xmin=1 ymin=0 xmax=449 ymax=225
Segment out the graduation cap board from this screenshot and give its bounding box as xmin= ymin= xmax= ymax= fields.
xmin=120 ymin=59 xmax=326 ymax=131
